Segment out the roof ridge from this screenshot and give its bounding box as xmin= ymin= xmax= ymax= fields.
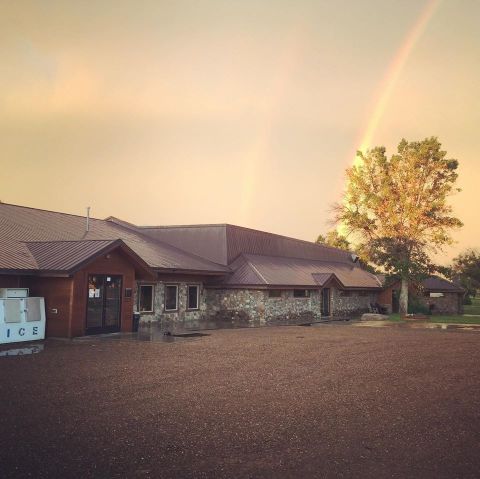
xmin=105 ymin=216 xmax=141 ymax=229
xmin=242 ymin=255 xmax=268 ymax=284
xmin=0 ymin=201 xmax=106 ymax=222
xmin=140 ymin=223 xmax=228 ymax=229
xmin=24 ymin=239 xmax=116 ymax=244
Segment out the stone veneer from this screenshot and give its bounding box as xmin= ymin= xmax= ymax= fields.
xmin=135 ymin=282 xmax=206 ymax=325
xmin=135 ymin=283 xmax=379 ymax=327
xmin=330 ymin=289 xmax=378 ymax=316
xmin=418 ymin=292 xmax=463 ymax=315
xmin=205 ymin=287 xmax=377 ymax=324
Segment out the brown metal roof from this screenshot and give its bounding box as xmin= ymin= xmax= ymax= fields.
xmin=0 ymin=203 xmax=229 ymax=274
xmin=221 ymin=254 xmax=382 ymax=289
xmin=140 ymin=224 xmax=229 ymax=265
xmin=26 ymin=240 xmax=117 ymax=272
xmin=0 ymin=239 xmax=38 ymax=270
xmin=422 ymin=276 xmax=465 ymax=293
xmin=311 ymin=273 xmax=335 ymax=287
xmin=140 ymin=224 xmax=354 ymax=266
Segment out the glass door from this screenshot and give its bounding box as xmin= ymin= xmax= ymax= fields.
xmin=86 ymin=275 xmax=122 ymax=334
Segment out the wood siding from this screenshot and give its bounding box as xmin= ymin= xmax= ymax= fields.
xmin=0 ymin=275 xmax=22 ymax=288
xmin=72 ymin=249 xmax=136 ymax=336
xmin=22 ymin=276 xmax=73 ymax=337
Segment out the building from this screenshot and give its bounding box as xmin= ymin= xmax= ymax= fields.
xmin=378 ymin=275 xmax=465 ymax=315
xmin=0 ymin=203 xmax=382 ymax=337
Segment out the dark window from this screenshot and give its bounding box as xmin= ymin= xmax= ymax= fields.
xmin=165 ymin=285 xmax=178 ymax=311
xmin=268 ymin=290 xmax=282 ymax=298
xmin=293 ymin=289 xmax=310 ymax=298
xmin=359 ymin=291 xmax=369 ymax=297
xmin=187 ymin=285 xmax=199 ymax=310
xmin=139 ymin=285 xmax=154 ymax=312
xmin=339 ymin=290 xmax=351 ymax=297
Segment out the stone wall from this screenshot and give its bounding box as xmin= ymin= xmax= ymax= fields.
xmin=136 ymin=284 xmax=380 ymax=327
xmin=418 ymin=292 xmax=462 ymax=315
xmin=205 ymin=287 xmax=378 ymax=324
xmin=135 ymin=281 xmax=206 ymax=326
xmin=331 ymin=288 xmax=377 ymax=316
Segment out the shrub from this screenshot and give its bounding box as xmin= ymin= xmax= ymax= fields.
xmin=408 ymin=295 xmax=431 ymax=315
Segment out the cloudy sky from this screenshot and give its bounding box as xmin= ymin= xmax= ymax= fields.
xmin=0 ymin=0 xmax=478 ymax=261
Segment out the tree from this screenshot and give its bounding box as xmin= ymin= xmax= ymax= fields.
xmin=450 ymin=249 xmax=480 ymax=298
xmin=315 ymin=230 xmax=350 ymax=250
xmin=334 ymin=137 xmax=462 ymax=315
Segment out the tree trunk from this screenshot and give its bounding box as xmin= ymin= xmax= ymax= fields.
xmin=399 ymin=277 xmax=409 ymax=316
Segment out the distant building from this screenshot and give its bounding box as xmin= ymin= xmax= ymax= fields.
xmin=0 ymin=203 xmax=382 ymax=337
xmin=378 ymin=275 xmax=465 ymax=315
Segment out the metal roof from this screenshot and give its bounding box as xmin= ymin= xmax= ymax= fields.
xmin=311 ymin=273 xmax=336 ymax=287
xmin=0 ymin=203 xmax=383 ymax=290
xmin=140 ymin=224 xmax=354 ymax=266
xmin=26 ymin=240 xmax=117 ymax=272
xmin=0 ymin=203 xmax=229 ymax=274
xmin=0 ymin=239 xmax=38 ymax=270
xmin=221 ymin=254 xmax=382 ymax=289
xmin=422 ymin=276 xmax=465 ymax=293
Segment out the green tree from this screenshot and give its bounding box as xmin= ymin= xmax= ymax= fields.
xmin=315 ymin=230 xmax=350 ymax=250
xmin=334 ymin=137 xmax=462 ymax=315
xmin=450 ymin=249 xmax=480 ymax=298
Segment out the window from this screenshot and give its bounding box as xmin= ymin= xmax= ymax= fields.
xmin=165 ymin=285 xmax=178 ymax=311
xmin=293 ymin=289 xmax=310 ymax=298
xmin=268 ymin=290 xmax=282 ymax=298
xmin=138 ymin=285 xmax=154 ymax=312
xmin=187 ymin=285 xmax=199 ymax=310
xmin=339 ymin=290 xmax=351 ymax=297
xmin=429 ymin=292 xmax=445 ymax=298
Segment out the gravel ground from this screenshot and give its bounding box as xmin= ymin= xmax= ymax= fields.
xmin=1 ymin=324 xmax=479 ymax=479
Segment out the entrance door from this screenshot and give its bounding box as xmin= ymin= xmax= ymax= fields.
xmin=321 ymin=288 xmax=330 ymax=316
xmin=86 ymin=275 xmax=122 ymax=334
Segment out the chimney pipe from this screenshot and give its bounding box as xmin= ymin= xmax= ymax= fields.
xmin=86 ymin=206 xmax=91 ymax=232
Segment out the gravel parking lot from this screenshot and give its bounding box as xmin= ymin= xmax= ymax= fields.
xmin=1 ymin=324 xmax=479 ymax=478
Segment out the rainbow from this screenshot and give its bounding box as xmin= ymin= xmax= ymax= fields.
xmin=239 ymin=21 xmax=308 ymax=223
xmin=354 ymin=0 xmax=441 ymax=163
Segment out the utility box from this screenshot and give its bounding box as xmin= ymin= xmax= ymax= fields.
xmin=0 ymin=297 xmax=46 ymax=344
xmin=0 ymin=288 xmax=29 ymax=299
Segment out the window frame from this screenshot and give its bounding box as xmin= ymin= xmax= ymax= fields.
xmin=268 ymin=289 xmax=282 ymax=299
xmin=164 ymin=284 xmax=179 ymax=312
xmin=187 ymin=284 xmax=200 ymax=311
xmin=293 ymin=289 xmax=310 ymax=298
xmin=138 ymin=284 xmax=155 ymax=313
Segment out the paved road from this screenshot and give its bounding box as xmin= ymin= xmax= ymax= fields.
xmin=1 ymin=324 xmax=479 ymax=478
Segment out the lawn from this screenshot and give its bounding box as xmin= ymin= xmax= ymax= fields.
xmin=389 ymin=300 xmax=480 ymax=324
xmin=464 ymin=296 xmax=480 ymax=315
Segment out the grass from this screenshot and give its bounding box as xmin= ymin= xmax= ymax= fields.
xmin=464 ymin=296 xmax=480 ymax=316
xmin=388 ymin=311 xmax=480 ymax=324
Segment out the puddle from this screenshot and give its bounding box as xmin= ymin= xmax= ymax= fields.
xmin=0 ymin=344 xmax=44 ymax=357
xmin=137 ymin=328 xmax=210 ymax=342
xmin=354 ymin=320 xmax=480 ymax=332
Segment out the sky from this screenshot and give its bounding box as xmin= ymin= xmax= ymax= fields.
xmin=0 ymin=0 xmax=479 ymax=262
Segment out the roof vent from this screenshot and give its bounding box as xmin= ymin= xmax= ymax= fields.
xmin=86 ymin=206 xmax=91 ymax=232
